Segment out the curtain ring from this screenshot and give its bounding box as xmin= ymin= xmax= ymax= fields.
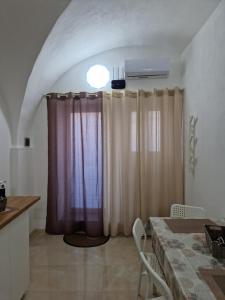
xmin=74 ymin=95 xmax=80 ymax=101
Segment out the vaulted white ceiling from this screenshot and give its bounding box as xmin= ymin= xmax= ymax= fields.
xmin=0 ymin=0 xmax=221 ymax=144
xmin=0 ymin=0 xmax=70 ymax=143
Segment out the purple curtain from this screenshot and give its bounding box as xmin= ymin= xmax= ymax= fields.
xmin=46 ymin=92 xmax=103 ymax=237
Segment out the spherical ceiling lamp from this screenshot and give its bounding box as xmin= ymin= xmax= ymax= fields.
xmin=86 ymin=64 xmax=110 ymax=89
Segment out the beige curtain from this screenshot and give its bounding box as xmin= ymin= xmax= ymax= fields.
xmin=103 ymin=91 xmax=140 ymax=236
xmin=103 ymin=88 xmax=184 ymax=236
xmin=139 ymin=88 xmax=184 ymax=221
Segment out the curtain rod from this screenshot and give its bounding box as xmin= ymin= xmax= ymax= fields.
xmin=44 ymin=88 xmax=184 ymax=99
xmin=44 ymin=92 xmax=103 ymax=99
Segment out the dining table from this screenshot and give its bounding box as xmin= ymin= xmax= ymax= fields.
xmin=149 ymin=217 xmax=225 ymax=300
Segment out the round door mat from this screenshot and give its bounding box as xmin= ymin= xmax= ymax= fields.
xmin=63 ymin=232 xmax=110 ymax=248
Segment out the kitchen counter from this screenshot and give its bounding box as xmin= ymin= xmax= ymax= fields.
xmin=0 ymin=196 xmax=40 ymax=230
xmin=0 ymin=196 xmax=40 ymax=300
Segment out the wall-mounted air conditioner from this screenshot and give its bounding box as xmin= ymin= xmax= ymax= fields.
xmin=125 ymin=58 xmax=170 ymax=79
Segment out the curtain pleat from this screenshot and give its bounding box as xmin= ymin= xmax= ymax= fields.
xmin=46 ymin=92 xmax=103 ymax=236
xmin=103 ymin=88 xmax=184 ymax=236
xmin=103 ymin=91 xmax=140 ymax=236
xmin=139 ymin=88 xmax=184 ymax=220
xmin=46 ymin=88 xmax=183 ymax=237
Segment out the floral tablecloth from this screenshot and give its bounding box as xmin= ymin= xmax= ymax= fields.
xmin=149 ymin=217 xmax=225 ymax=300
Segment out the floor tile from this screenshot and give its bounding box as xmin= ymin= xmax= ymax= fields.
xmin=26 ymin=231 xmax=149 ymax=299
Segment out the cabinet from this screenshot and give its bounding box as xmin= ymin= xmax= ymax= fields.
xmin=0 ymin=211 xmax=29 ymax=300
xmin=0 ymin=225 xmax=11 ymax=300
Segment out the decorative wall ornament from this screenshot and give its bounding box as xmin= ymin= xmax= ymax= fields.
xmin=189 ymin=115 xmax=198 ymax=175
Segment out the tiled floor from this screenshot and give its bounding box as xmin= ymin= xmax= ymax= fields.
xmin=24 ymin=230 xmax=145 ymax=300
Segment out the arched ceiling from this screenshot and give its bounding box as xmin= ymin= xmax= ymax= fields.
xmin=0 ymin=0 xmax=71 ymax=143
xmin=0 ymin=0 xmax=221 ymax=144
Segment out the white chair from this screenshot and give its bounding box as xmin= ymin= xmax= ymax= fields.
xmin=140 ymin=251 xmax=173 ymax=300
xmin=132 ymin=218 xmax=162 ymax=299
xmin=170 ymin=204 xmax=206 ymax=218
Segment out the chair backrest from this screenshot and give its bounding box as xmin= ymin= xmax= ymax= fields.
xmin=132 ymin=218 xmax=147 ymax=253
xmin=170 ymin=204 xmax=206 ymax=219
xmin=140 ymin=252 xmax=173 ymax=300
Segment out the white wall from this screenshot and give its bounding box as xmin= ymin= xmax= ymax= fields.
xmin=53 ymin=46 xmax=182 ymax=92
xmin=31 ymin=101 xmax=48 ymax=229
xmin=0 ymin=0 xmax=70 ymax=144
xmin=31 ymin=46 xmax=182 ymax=229
xmin=0 ymin=108 xmax=11 ymax=194
xmin=19 ymin=0 xmax=220 ymax=146
xmin=182 ymin=1 xmax=225 ymax=219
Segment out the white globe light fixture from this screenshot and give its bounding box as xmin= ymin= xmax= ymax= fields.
xmin=86 ymin=64 xmax=110 ymax=89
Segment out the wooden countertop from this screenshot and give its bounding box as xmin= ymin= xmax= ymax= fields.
xmin=0 ymin=196 xmax=40 ymax=230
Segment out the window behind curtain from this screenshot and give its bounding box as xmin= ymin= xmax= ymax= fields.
xmin=130 ymin=110 xmax=161 ymax=152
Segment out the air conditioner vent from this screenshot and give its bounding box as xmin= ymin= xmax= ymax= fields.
xmin=125 ymin=58 xmax=170 ymax=79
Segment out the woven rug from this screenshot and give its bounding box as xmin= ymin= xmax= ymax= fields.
xmin=63 ymin=232 xmax=110 ymax=248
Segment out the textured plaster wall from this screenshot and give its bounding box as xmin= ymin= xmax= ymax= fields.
xmin=182 ymin=0 xmax=225 ymax=219
xmin=0 ymin=0 xmax=70 ymax=144
xmin=53 ymin=46 xmax=182 ymax=92
xmin=19 ymin=0 xmax=220 ymax=144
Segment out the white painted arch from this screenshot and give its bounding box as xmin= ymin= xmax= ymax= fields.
xmin=0 ymin=0 xmax=71 ymax=145
xmin=18 ymin=0 xmax=221 ymax=144
xmin=0 ymin=92 xmax=10 ymax=133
